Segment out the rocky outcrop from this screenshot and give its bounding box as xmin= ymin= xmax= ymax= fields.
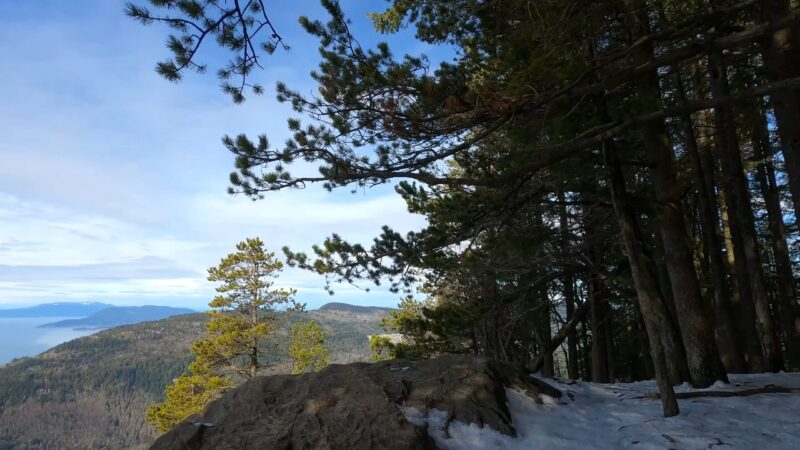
xmin=150 ymin=354 xmax=561 ymax=450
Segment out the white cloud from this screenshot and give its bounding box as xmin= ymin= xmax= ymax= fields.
xmin=0 ymin=1 xmax=428 ymax=309
xmin=0 ymin=173 xmax=424 ymax=308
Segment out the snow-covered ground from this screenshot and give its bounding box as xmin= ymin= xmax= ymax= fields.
xmin=402 ymin=373 xmax=800 ymax=449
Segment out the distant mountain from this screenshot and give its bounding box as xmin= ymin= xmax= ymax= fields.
xmin=315 ymin=302 xmax=397 ymax=325
xmin=317 ymin=302 xmax=396 ymax=313
xmin=39 ymin=306 xmax=195 ymax=329
xmin=0 ymin=306 xmax=390 ymax=449
xmin=0 ymin=302 xmax=111 ymax=318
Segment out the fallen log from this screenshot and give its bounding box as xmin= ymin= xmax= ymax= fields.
xmin=645 ymin=385 xmax=800 ymax=399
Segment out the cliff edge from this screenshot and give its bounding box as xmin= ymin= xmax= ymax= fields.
xmin=150 ymin=354 xmax=560 ymax=450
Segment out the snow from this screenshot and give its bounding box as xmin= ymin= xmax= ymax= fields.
xmin=400 ymin=373 xmax=800 ymax=449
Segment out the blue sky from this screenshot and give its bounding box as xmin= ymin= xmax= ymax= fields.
xmin=0 ymin=1 xmax=433 ymax=310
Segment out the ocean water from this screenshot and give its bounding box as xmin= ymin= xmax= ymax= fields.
xmin=0 ymin=317 xmax=101 ymax=365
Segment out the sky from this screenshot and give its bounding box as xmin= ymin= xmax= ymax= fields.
xmin=0 ymin=1 xmax=435 ymax=310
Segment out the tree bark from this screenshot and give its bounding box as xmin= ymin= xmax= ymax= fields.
xmin=672 ymin=67 xmax=744 ymax=372
xmin=602 ymin=135 xmax=679 ymax=416
xmin=482 ymin=272 xmax=499 ymax=361
xmin=627 ymin=0 xmax=727 ymax=387
xmin=605 ymin=310 xmax=617 ymax=382
xmin=565 ymin=278 xmax=580 ymax=379
xmin=751 ymin=110 xmax=800 ymax=369
xmin=757 ymin=0 xmax=800 ymax=223
xmin=581 ymin=313 xmax=591 ymax=379
xmin=719 ymin=195 xmax=766 ymax=370
xmin=250 ymin=273 xmax=260 ymax=378
xmin=590 ymin=277 xmax=611 ymax=383
xmin=541 ymin=294 xmax=555 ymax=377
xmin=707 ymin=49 xmax=783 ymax=371
xmin=532 ymin=210 xmax=555 ymax=376
xmin=583 ymin=189 xmax=621 ymax=383
xmin=558 ymin=190 xmax=581 ymax=380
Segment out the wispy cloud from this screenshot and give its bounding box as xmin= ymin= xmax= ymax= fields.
xmin=0 ymin=1 xmax=428 ymax=309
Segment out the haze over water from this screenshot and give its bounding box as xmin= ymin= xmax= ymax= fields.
xmin=0 ymin=317 xmax=100 ymax=364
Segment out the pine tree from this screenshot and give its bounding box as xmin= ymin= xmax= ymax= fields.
xmin=147 ymin=238 xmax=301 ymax=432
xmin=145 ymin=359 xmax=232 ymax=433
xmin=288 ymin=320 xmax=330 ymax=374
xmin=198 ymin=237 xmax=303 ymax=378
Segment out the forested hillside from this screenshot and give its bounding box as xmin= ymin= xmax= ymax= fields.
xmin=0 ymin=304 xmax=389 ymax=450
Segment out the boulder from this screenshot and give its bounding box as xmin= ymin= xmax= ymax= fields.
xmin=150 ymin=354 xmax=561 ymax=450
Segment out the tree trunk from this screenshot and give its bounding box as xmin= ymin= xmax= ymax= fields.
xmin=532 ymin=210 xmax=555 ymax=376
xmin=482 ymin=272 xmax=499 ymax=360
xmin=565 ymin=282 xmax=580 ymax=379
xmin=627 ymin=1 xmax=726 ymax=387
xmin=558 ymin=190 xmax=581 ymax=380
xmin=583 ymin=188 xmax=621 ymax=383
xmin=590 ymin=277 xmax=611 ymax=383
xmin=581 ymin=313 xmax=591 ymax=379
xmin=719 ymin=195 xmax=766 ymax=370
xmin=758 ymin=0 xmax=800 ymax=223
xmin=707 ymin=49 xmax=783 ymax=371
xmin=653 ymin=233 xmax=679 ymax=326
xmin=605 ymin=311 xmax=617 ymax=382
xmin=251 ymin=279 xmax=260 ymax=377
xmin=541 ymin=294 xmax=555 ymax=377
xmin=589 ymin=31 xmax=682 ymax=412
xmin=751 ymin=110 xmax=800 ymax=369
xmin=632 ymin=299 xmax=655 ymax=381
xmin=672 ymin=67 xmax=744 ymax=372
xmin=602 ymin=135 xmax=679 ymax=416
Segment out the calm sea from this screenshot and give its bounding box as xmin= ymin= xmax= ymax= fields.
xmin=0 ymin=317 xmax=101 ymax=365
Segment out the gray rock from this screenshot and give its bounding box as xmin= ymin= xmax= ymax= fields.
xmin=150 ymin=354 xmax=561 ymax=450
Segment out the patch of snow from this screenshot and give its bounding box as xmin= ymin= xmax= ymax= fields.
xmin=398 ymin=405 xmax=426 ymax=427
xmin=401 ymin=372 xmax=800 ymax=449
